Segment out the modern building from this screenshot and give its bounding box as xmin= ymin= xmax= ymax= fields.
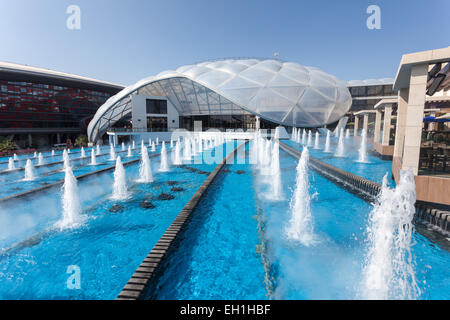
xmin=345 ymin=78 xmax=397 ymax=134
xmin=391 ymin=47 xmax=450 ymax=205
xmin=0 ymin=61 xmax=124 ymax=148
xmin=87 ymin=59 xmax=352 ymax=143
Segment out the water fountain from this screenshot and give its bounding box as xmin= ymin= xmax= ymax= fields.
xmin=307 ymin=130 xmax=312 ymax=147
xmin=51 ymin=150 xmax=55 ymax=156
xmin=63 ymin=149 xmax=70 ymax=169
xmin=159 ymin=142 xmax=169 ymax=172
xmin=90 ymin=149 xmax=97 ymax=165
xmin=269 ymin=141 xmax=283 ymax=200
xmin=198 ymin=138 xmax=203 ymax=154
xmin=314 ymin=132 xmax=320 ymax=149
xmin=292 ymin=128 xmax=297 ymax=141
xmin=334 ymin=131 xmax=345 ymax=157
xmin=346 ymin=129 xmax=350 ymax=139
xmin=357 ymin=129 xmax=369 ymax=163
xmin=151 ymin=142 xmax=156 ymax=152
xmin=360 ymin=170 xmax=420 ymax=300
xmin=156 ymin=137 xmax=159 ymax=145
xmin=132 ymin=140 xmax=136 ymax=149
xmin=122 ymin=142 xmax=125 ymax=151
xmin=8 ymin=158 xmax=15 ymax=171
xmin=33 ymin=152 xmax=37 ymax=158
xmin=170 ymin=139 xmax=174 ymax=148
xmin=183 ymin=138 xmax=192 ymax=161
xmin=58 ymin=165 xmax=83 ymax=229
xmin=139 ymin=145 xmax=154 ymax=183
xmin=127 ymin=145 xmax=132 ymax=157
xmin=148 ymin=138 xmax=152 ymax=147
xmin=302 ymin=129 xmax=306 ymax=145
xmin=141 ymin=140 xmax=145 ymax=150
xmin=68 ymin=149 xmax=71 ymax=154
xmin=173 ymin=140 xmax=182 ymax=165
xmin=324 ymin=131 xmax=331 ymax=153
xmin=23 ymin=159 xmax=35 ymax=181
xmin=96 ymin=144 xmax=101 ymax=155
xmin=112 ymin=157 xmax=128 ymax=200
xmin=109 ymin=145 xmax=116 ymax=161
xmin=192 ymin=138 xmax=197 ymax=156
xmin=80 ymin=147 xmax=86 ymax=158
xmin=14 ymin=153 xmax=18 ymax=161
xmin=285 ymin=147 xmax=315 ymax=245
xmin=38 ymin=153 xmax=44 ymax=165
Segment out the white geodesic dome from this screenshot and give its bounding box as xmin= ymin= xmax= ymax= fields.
xmin=88 ymin=58 xmax=352 ymax=142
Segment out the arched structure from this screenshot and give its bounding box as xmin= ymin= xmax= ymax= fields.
xmin=87 ymin=59 xmax=352 ymax=142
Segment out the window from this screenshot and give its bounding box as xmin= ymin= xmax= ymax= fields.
xmin=146 ymin=99 xmax=167 ymax=114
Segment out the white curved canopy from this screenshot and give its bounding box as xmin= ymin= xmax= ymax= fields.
xmin=88 ymin=58 xmax=352 ymax=142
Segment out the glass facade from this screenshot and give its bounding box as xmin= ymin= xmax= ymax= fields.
xmin=180 ymin=114 xmax=276 ymax=131
xmin=0 ymin=80 xmax=113 ymax=130
xmin=348 ymin=84 xmax=397 ymax=112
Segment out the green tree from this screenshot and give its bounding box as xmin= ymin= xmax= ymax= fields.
xmin=74 ymin=135 xmax=88 ymax=148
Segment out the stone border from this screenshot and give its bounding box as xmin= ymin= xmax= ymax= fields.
xmin=0 ymin=150 xmax=165 ymax=204
xmin=279 ymin=142 xmax=450 ymax=235
xmin=116 ymin=141 xmax=248 ymax=300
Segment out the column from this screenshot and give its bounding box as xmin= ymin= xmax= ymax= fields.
xmin=28 ymin=134 xmax=32 ymax=148
xmin=428 ymin=113 xmax=436 ymax=131
xmin=382 ymin=106 xmax=392 ymax=146
xmin=401 ymin=64 xmax=428 ymax=175
xmin=374 ymin=110 xmax=382 ymax=143
xmin=354 ymin=116 xmax=359 ymax=137
xmin=363 ymin=114 xmax=369 ymax=133
xmin=57 ymin=133 xmax=61 ymax=144
xmin=393 ymin=88 xmax=409 ymax=159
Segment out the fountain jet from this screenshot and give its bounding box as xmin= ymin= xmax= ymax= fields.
xmin=285 ymin=147 xmax=315 ymax=245
xmin=90 ymin=149 xmax=97 ymax=165
xmin=269 ymin=141 xmax=283 ymax=200
xmin=8 ymin=158 xmax=15 ymax=171
xmin=112 ymin=157 xmax=128 ymax=200
xmin=24 ymin=159 xmax=35 ymax=181
xmin=159 ymin=142 xmax=169 ymax=172
xmin=334 ymin=131 xmax=345 ymax=157
xmin=360 ymin=170 xmax=420 ymax=300
xmin=139 ymin=146 xmax=154 ymax=183
xmin=314 ymin=132 xmax=320 ymax=149
xmin=324 ymin=131 xmax=331 ymax=153
xmin=58 ymin=165 xmax=84 ymax=229
xmin=38 ymin=153 xmax=45 ymax=165
xmin=357 ymin=129 xmax=369 ymax=163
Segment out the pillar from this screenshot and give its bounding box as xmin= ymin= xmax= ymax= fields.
xmin=393 ymin=88 xmax=409 ymax=159
xmin=363 ymin=114 xmax=369 ymax=133
xmin=374 ymin=110 xmax=382 ymax=143
xmin=28 ymin=134 xmax=32 ymax=148
xmin=382 ymin=106 xmax=392 ymax=146
xmin=428 ymin=113 xmax=436 ymax=131
xmin=57 ymin=133 xmax=61 ymax=144
xmin=401 ymin=64 xmax=428 ymax=175
xmin=354 ymin=116 xmax=359 ymax=137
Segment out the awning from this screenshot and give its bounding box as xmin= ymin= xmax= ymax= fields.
xmin=424 ymin=115 xmax=450 ymax=122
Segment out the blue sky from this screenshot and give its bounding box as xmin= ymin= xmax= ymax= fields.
xmin=0 ymin=0 xmax=449 ymax=86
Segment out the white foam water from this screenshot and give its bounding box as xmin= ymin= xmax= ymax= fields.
xmin=109 ymin=145 xmax=116 ymax=161
xmin=285 ymin=147 xmax=316 ymax=246
xmin=127 ymin=145 xmax=132 ymax=157
xmin=90 ymin=149 xmax=97 ymax=165
xmin=324 ymin=131 xmax=331 ymax=153
xmin=360 ymin=170 xmax=421 ymax=300
xmin=8 ymin=158 xmax=15 ymax=171
xmin=139 ymin=146 xmax=154 ymax=183
xmin=314 ymin=132 xmax=320 ymax=149
xmin=57 ymin=166 xmax=85 ymax=230
xmin=268 ymin=141 xmax=283 ymax=201
xmin=80 ymin=147 xmax=86 ymax=158
xmin=38 ymin=153 xmax=44 ymax=165
xmin=159 ymin=142 xmax=169 ymax=172
xmin=96 ymin=144 xmax=101 ymax=155
xmin=334 ymin=131 xmax=345 ymax=157
xmin=112 ymin=157 xmax=128 ymax=200
xmin=357 ymin=129 xmax=369 ymax=163
xmin=23 ymin=159 xmax=35 ymax=181
xmin=173 ymin=140 xmax=182 ymax=165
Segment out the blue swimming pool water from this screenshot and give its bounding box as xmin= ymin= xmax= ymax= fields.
xmin=0 ymin=141 xmax=239 ymax=299
xmin=0 ymin=138 xmax=448 ymax=300
xmin=154 ymin=141 xmax=450 ymax=300
xmin=155 ymin=143 xmax=267 ymax=300
xmin=284 ymin=136 xmax=395 ymax=186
